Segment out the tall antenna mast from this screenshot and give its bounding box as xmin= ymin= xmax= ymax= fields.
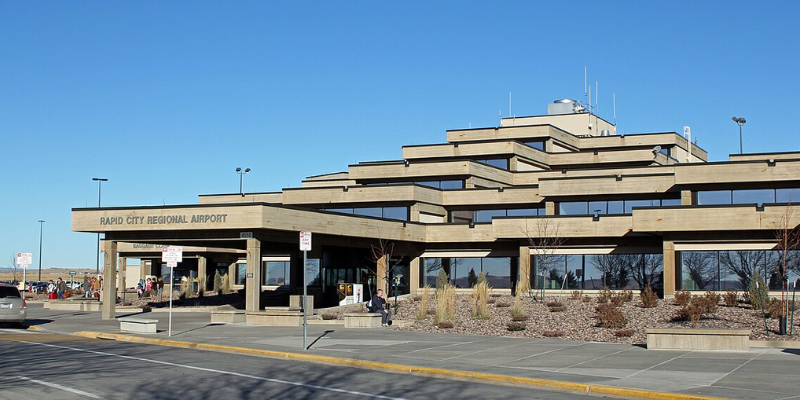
xmin=584 ymin=67 xmax=588 ymax=106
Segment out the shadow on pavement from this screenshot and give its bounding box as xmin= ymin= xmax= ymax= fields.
xmin=307 ymin=330 xmax=335 ymax=350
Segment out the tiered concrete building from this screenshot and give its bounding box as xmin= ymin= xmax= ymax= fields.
xmin=73 ymin=100 xmax=800 ymax=318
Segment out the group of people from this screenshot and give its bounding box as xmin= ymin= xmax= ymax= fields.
xmin=45 ymin=278 xmax=67 ymax=299
xmin=81 ymin=275 xmax=102 ymax=298
xmin=136 ymin=277 xmax=164 ymax=300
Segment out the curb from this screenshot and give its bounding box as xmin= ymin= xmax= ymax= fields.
xmin=72 ymin=331 xmax=726 ymax=400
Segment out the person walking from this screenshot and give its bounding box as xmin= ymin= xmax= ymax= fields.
xmin=83 ymin=275 xmax=91 ymax=298
xmin=56 ymin=278 xmax=67 ymax=300
xmin=371 ymin=289 xmax=392 ymax=327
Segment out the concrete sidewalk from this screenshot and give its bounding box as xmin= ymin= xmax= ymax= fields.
xmin=22 ymin=303 xmax=800 ymax=400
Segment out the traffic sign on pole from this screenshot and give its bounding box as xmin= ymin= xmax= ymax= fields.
xmin=300 ymin=232 xmax=312 ymax=251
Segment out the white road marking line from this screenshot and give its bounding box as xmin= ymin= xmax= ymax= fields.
xmin=623 ymin=351 xmax=689 ymax=379
xmin=21 ymin=341 xmax=406 ymax=400
xmin=706 ymin=350 xmax=764 ymax=386
xmin=19 ymin=376 xmax=101 ymax=399
xmin=555 ymin=347 xmax=633 ymax=372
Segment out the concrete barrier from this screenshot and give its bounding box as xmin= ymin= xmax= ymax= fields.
xmin=246 ymin=310 xmax=303 ymax=326
xmin=211 ymin=310 xmax=246 ymax=324
xmin=343 ymin=312 xmax=382 ymax=328
xmin=289 ymin=295 xmax=314 ymax=315
xmin=646 ymin=328 xmax=751 ymax=351
xmin=48 ymin=300 xmax=101 ymax=312
xmin=118 ymin=317 xmax=158 ymax=334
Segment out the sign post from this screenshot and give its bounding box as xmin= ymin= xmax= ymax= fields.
xmin=17 ymin=253 xmax=32 ymax=293
xmin=299 ymin=231 xmax=312 ymax=350
xmin=162 ymin=246 xmax=183 ymax=337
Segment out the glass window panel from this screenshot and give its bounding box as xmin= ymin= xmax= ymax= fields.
xmin=450 ymin=210 xmax=474 ymax=223
xmin=583 ymin=255 xmax=605 ymax=290
xmin=524 ymin=141 xmax=545 ymax=150
xmin=559 ymin=201 xmax=588 ymax=215
xmin=306 ymin=259 xmax=320 ymax=286
xmin=732 ymin=189 xmax=775 ymax=205
xmin=697 ymin=190 xmax=732 ymax=205
xmin=506 ymin=208 xmax=542 ymax=217
xmin=382 ymin=207 xmax=408 ymax=221
xmin=588 ymin=255 xmax=630 ymax=289
xmin=607 ymin=200 xmax=624 ymax=214
xmin=565 ymin=255 xmax=582 ymax=290
xmin=417 ymin=181 xmax=440 ymax=189
xmin=451 ymin=258 xmax=480 ymax=288
xmin=661 ymin=198 xmax=681 ymax=207
xmin=235 ymin=263 xmax=247 ymax=285
xmin=681 ymin=251 xmax=718 ymax=291
xmin=423 ymin=258 xmax=443 ymax=287
xmin=484 ymin=159 xmax=509 ymax=169
xmin=440 ymin=180 xmax=464 ymax=190
xmin=265 ymin=261 xmax=288 ymax=286
xmin=624 ymin=200 xmax=656 ymax=214
xmin=326 ymin=208 xmax=354 ymax=215
xmin=475 ymin=209 xmax=506 ymax=222
xmin=481 ymin=257 xmax=511 ymax=289
xmin=588 ymin=201 xmax=607 ymax=215
xmin=776 ymin=188 xmax=800 ymax=203
xmin=353 ymin=207 xmax=382 ymax=218
xmin=718 ymin=250 xmax=770 ymax=290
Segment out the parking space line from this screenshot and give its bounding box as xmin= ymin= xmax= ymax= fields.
xmin=19 ymin=376 xmax=101 ymax=398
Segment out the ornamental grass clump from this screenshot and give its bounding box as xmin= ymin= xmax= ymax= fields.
xmin=213 ymin=270 xmax=223 ymax=295
xmin=416 ymin=285 xmax=431 ymax=321
xmin=435 ymin=282 xmax=456 ymax=325
xmin=510 ymin=290 xmax=527 ymax=321
xmin=472 ymin=273 xmax=491 ymax=320
xmin=221 ymin=273 xmax=231 ymax=294
xmin=640 ymin=285 xmax=658 ymax=308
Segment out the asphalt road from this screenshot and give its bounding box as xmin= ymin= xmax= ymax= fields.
xmin=0 ymin=329 xmax=595 ymax=400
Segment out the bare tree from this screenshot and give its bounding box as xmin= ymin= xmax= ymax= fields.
xmin=522 ymin=218 xmax=565 ymax=299
xmin=367 ymin=238 xmax=403 ymax=302
xmin=773 ymin=204 xmax=800 ymax=322
xmin=8 ymin=253 xmax=21 ymax=283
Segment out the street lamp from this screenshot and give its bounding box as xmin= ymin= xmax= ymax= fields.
xmin=92 ymin=177 xmax=108 ymax=275
xmin=732 ymin=116 xmax=746 ymax=155
xmin=236 ymin=167 xmax=251 ymax=196
xmin=37 ymin=220 xmax=45 ymax=282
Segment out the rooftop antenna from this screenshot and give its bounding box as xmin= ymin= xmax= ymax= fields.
xmin=587 ymin=84 xmax=593 ymax=131
xmin=584 ymin=67 xmax=588 ymax=106
xmin=613 ymin=92 xmax=617 ymax=135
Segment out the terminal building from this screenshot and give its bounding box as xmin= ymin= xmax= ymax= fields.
xmin=72 ymin=99 xmax=800 ymax=319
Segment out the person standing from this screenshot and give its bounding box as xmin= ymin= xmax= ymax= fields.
xmin=56 ymin=278 xmax=66 ymax=300
xmin=83 ymin=275 xmax=91 ymax=298
xmin=371 ymin=289 xmax=392 ymax=327
xmin=157 ymin=277 xmax=164 ymax=301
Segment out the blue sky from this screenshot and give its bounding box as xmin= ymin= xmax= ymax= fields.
xmin=1 ymin=1 xmax=798 ymax=270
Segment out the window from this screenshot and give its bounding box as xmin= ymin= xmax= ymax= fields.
xmin=559 ymin=202 xmax=588 ymax=215
xmin=421 ymin=257 xmax=514 ymax=289
xmin=559 ymin=199 xmax=679 ymax=215
xmin=732 ymin=189 xmax=775 ymax=205
xmin=235 ymin=263 xmax=247 ymax=285
xmin=306 ymin=259 xmax=321 ymax=286
xmin=325 ymin=206 xmax=409 ymax=221
xmin=264 ymin=261 xmax=290 ymax=286
xmin=476 ymin=158 xmax=509 ymax=170
xmin=777 ymin=188 xmax=800 ymax=203
xmin=523 ymin=140 xmax=545 ymax=151
xmin=697 ymin=190 xmax=732 ymax=205
xmin=353 ymin=208 xmax=382 ymax=218
xmin=536 ymin=254 xmax=663 ymax=290
xmin=679 ymin=250 xmax=797 ymax=291
xmin=475 ymin=209 xmax=506 ymax=223
xmin=506 ymin=208 xmax=543 ymax=217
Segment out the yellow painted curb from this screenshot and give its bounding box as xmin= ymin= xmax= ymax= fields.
xmin=26 ymin=325 xmax=44 ymax=331
xmin=73 ymin=331 xmax=727 ymax=400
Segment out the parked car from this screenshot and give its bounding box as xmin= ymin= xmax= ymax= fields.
xmin=29 ymin=281 xmax=48 ymax=293
xmin=67 ymin=281 xmax=83 ymax=290
xmin=0 ymin=284 xmax=27 ymax=327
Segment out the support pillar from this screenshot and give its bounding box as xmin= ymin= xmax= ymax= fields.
xmin=409 ymin=256 xmax=420 ymax=295
xmin=246 ymin=238 xmax=262 ymax=312
xmin=681 ymin=190 xmax=693 ymax=206
xmin=545 ymin=201 xmax=556 ymax=216
xmin=518 ymin=245 xmax=531 ymax=295
xmin=197 ymin=256 xmax=207 ymax=292
xmin=663 ymin=240 xmax=676 ymax=297
xmin=102 ymin=241 xmax=118 ymax=320
xmin=118 ymin=257 xmax=127 ymax=302
xmin=377 ymin=254 xmax=388 ymax=294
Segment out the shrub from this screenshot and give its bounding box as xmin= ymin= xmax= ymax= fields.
xmin=674 ymin=289 xmax=691 ymax=307
xmin=321 ymin=313 xmax=337 ymax=320
xmin=704 ymin=291 xmax=720 ymax=309
xmin=748 ymin=273 xmax=768 ymax=310
xmin=617 ymin=290 xmax=634 ymax=303
xmin=723 ymin=289 xmax=738 ymax=307
xmin=549 ymin=306 xmax=566 ymax=312
xmin=570 ymin=290 xmax=582 ymax=300
xmin=472 ymin=279 xmax=491 ymax=319
xmin=437 ymin=321 xmax=454 ymax=329
xmin=495 ymin=301 xmax=511 ymax=308
xmin=416 ymin=285 xmax=431 ymax=321
xmin=640 ymin=285 xmax=658 ymax=308
xmin=546 ymin=301 xmax=563 ymax=308
xmin=614 ymin=329 xmax=636 ymax=337
xmin=506 ymin=322 xmax=526 ymax=331
xmin=511 ymin=313 xmax=528 ymax=321
xmin=597 ymin=287 xmax=613 ymax=303
xmin=436 ymin=269 xmax=449 ymax=290
xmin=582 ymin=295 xmax=592 ymax=303
xmin=490 ymin=293 xmax=502 ymax=298
xmin=542 ymin=330 xmax=563 ymax=337
xmin=675 ymin=303 xmax=704 ymax=325
xmin=221 ymin=274 xmax=230 ymax=295
xmin=595 ymin=304 xmax=627 ymax=329
xmin=213 ymin=270 xmax=222 ymax=295
xmin=765 ymin=298 xmax=785 ymax=319
xmin=694 ymin=295 xmax=718 ymax=315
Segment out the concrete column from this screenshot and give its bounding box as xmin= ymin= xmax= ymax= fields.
xmin=118 ymin=257 xmax=127 ymax=302
xmin=140 ymin=260 xmax=151 ymax=280
xmin=409 ymin=204 xmax=420 ymax=222
xmin=197 ymin=256 xmax=207 ymax=292
xmin=102 ymin=241 xmax=118 ymax=320
xmin=518 ymin=245 xmax=531 ymax=295
xmin=545 ymin=201 xmax=556 ymax=216
xmin=663 ymin=240 xmax=676 ymax=297
xmin=377 ymin=255 xmax=388 ymax=294
xmin=681 ymin=190 xmax=693 ymax=206
xmin=409 ymin=256 xmax=420 ymax=295
xmin=246 ymin=238 xmax=262 ymax=312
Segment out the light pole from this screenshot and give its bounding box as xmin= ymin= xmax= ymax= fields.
xmin=732 ymin=116 xmax=746 ymax=155
xmin=236 ymin=167 xmax=251 ymax=196
xmin=92 ymin=178 xmax=108 ymax=275
xmin=37 ymin=220 xmax=45 ymax=282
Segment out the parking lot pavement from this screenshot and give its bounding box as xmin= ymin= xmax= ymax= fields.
xmin=22 ymin=303 xmax=800 ymax=400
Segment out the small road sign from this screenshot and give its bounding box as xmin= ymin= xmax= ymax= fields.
xmin=300 ymin=232 xmax=312 ymax=251
xmin=17 ymin=252 xmax=32 ymax=268
xmin=162 ymin=246 xmax=183 ymax=265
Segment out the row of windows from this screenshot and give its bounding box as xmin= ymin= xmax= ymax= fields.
xmin=559 ymin=199 xmax=681 ymax=216
xmin=322 ymin=206 xmax=409 ymax=221
xmin=680 ymin=250 xmax=800 ymax=291
xmin=475 ymin=158 xmax=509 ymax=170
xmin=697 ymin=188 xmax=800 ymax=206
xmin=423 ymin=257 xmax=514 ymax=289
xmin=533 ymin=254 xmax=663 ymax=291
xmin=364 ymin=180 xmax=464 ymax=190
xmin=450 ymin=208 xmax=546 ymax=223
xmin=234 ymin=260 xmax=321 ymax=287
